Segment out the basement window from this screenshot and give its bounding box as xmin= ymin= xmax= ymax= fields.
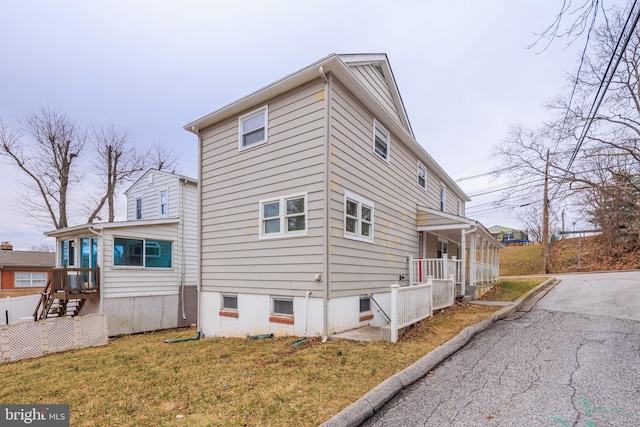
xmin=359 ymin=296 xmax=371 ymax=313
xmin=272 ymin=297 xmax=294 ymax=316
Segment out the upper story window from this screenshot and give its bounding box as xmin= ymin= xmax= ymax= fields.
xmin=136 ymin=198 xmax=142 ymax=220
xmin=457 ymin=198 xmax=462 ymax=216
xmin=373 ymin=120 xmax=390 ymax=162
xmin=259 ymin=193 xmax=307 ymax=239
xmin=417 ymin=163 xmax=427 ymax=190
xmin=239 ymin=106 xmax=268 ymax=150
xmin=344 ymin=190 xmax=374 ymax=243
xmin=440 ymin=184 xmax=446 ymax=212
xmin=160 ymin=190 xmax=168 ymax=216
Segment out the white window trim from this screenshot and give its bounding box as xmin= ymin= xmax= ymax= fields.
xmin=258 ymin=192 xmax=308 ymax=239
xmin=440 ymin=183 xmax=446 ymax=212
xmin=112 ymin=236 xmax=174 ymax=269
xmin=159 ymin=189 xmax=168 ymax=217
xmin=437 ymin=238 xmax=449 ymax=258
xmin=15 ymin=272 xmax=47 ymax=287
xmin=417 ymin=162 xmax=427 ymax=190
xmin=135 ymin=197 xmax=142 ymax=220
xmin=344 ymin=190 xmax=375 ymax=243
xmin=221 ymin=294 xmax=238 ymax=311
xmin=372 ymin=120 xmax=390 ymax=163
xmin=271 ymin=296 xmax=294 ymax=317
xmin=238 ymin=105 xmax=269 ymax=151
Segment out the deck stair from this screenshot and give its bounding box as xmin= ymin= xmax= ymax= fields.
xmin=34 ymin=267 xmax=100 ymax=321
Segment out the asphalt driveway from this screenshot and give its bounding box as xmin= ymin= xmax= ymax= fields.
xmin=362 ymin=271 xmax=640 ymax=426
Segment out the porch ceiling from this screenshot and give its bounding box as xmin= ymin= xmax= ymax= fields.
xmin=417 ymin=205 xmax=503 ymax=249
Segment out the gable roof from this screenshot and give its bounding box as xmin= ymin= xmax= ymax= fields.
xmin=184 ymin=53 xmax=469 ymax=202
xmin=0 ymin=251 xmax=55 ymax=268
xmin=124 ymin=169 xmax=197 ymax=195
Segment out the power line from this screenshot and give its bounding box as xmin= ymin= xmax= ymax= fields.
xmin=553 ymin=0 xmax=640 ymax=199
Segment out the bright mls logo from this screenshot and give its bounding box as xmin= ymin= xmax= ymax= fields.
xmin=1 ymin=405 xmax=69 ymax=426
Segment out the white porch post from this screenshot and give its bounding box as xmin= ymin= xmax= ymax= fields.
xmin=470 ymin=232 xmax=476 ymax=287
xmin=390 ymin=284 xmax=399 ymax=343
xmin=460 ymin=229 xmax=466 ymax=296
xmin=409 ymin=257 xmax=415 ymax=286
xmin=480 ymin=237 xmax=485 ymax=284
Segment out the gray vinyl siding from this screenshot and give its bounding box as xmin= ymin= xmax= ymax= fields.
xmin=199 ymin=79 xmax=327 ymax=296
xmin=348 ymin=65 xmax=402 ymax=127
xmin=102 ymin=224 xmax=179 ymax=298
xmin=328 ymin=78 xmax=460 ymax=298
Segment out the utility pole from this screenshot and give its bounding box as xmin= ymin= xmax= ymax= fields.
xmin=543 ymin=149 xmax=550 ymax=274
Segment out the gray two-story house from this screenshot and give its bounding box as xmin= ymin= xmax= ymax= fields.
xmin=186 ymin=53 xmax=500 ymax=340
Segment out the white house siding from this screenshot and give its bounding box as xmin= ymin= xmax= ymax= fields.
xmin=199 ymin=79 xmax=327 ymax=297
xmin=100 ymin=224 xmax=179 ymax=298
xmin=328 ymin=78 xmax=454 ymax=299
xmin=348 ymin=64 xmax=403 ymax=127
xmin=126 ymin=170 xmax=183 ymax=221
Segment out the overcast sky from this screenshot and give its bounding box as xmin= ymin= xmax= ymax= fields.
xmin=0 ymin=1 xmax=625 ymax=250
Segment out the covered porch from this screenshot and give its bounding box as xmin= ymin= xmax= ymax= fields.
xmin=415 ymin=206 xmax=502 ymax=298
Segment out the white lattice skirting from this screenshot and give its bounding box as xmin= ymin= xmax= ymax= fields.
xmin=0 ymin=314 xmax=108 ymax=363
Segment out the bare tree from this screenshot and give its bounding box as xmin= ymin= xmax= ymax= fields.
xmin=148 ymin=141 xmax=178 ymax=173
xmin=86 ymin=125 xmax=146 ymax=223
xmin=496 ymin=6 xmax=640 ymax=247
xmin=30 ymin=243 xmax=56 ymax=252
xmin=0 ymin=106 xmax=85 ymax=229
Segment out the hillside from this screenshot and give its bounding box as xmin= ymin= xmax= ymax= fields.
xmin=499 ymin=235 xmax=640 ymax=276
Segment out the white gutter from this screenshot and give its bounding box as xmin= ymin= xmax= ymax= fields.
xmin=191 ymin=125 xmax=203 ymax=335
xmin=321 ymin=66 xmax=331 ymax=342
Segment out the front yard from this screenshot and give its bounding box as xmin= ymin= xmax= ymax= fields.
xmin=0 ymin=278 xmax=546 ymax=426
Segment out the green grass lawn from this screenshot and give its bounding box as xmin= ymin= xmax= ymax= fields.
xmin=0 ymin=277 xmax=549 ymax=426
xmin=480 ymin=277 xmax=549 ymax=302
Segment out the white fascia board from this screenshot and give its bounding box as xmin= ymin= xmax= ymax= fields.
xmin=418 ymin=224 xmax=472 ymax=231
xmin=45 ymin=218 xmax=180 ymax=237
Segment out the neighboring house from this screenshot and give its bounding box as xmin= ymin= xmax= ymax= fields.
xmin=185 ymin=53 xmax=501 ymax=339
xmin=489 ymin=226 xmax=530 ymax=246
xmin=43 ymin=169 xmax=198 ymax=335
xmin=0 ymin=247 xmax=55 ymax=298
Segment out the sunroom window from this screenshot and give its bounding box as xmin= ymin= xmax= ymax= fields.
xmin=114 ymin=238 xmax=172 ymax=268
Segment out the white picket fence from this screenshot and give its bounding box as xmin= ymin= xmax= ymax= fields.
xmin=0 ymin=294 xmax=41 ymax=325
xmin=389 ymin=275 xmax=456 ymax=342
xmin=0 ymin=313 xmax=108 ymax=363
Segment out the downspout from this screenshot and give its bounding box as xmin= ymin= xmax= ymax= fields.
xmin=462 ymin=226 xmax=477 ymax=297
xmin=87 ymin=226 xmax=104 ymax=315
xmin=191 ymin=125 xmax=203 ymax=336
xmin=180 ymin=178 xmax=187 ymax=321
xmin=320 ymin=66 xmax=330 ymax=342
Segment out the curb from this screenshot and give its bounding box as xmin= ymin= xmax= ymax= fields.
xmin=321 ymin=277 xmax=557 ymax=427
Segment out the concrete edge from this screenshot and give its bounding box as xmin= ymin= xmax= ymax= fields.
xmin=321 ymin=276 xmax=557 ymax=427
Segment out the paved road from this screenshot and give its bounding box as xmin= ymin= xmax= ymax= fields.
xmin=363 ymin=271 xmax=640 ymax=427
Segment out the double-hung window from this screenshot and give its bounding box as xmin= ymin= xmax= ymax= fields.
xmin=160 ymin=191 xmax=168 ymax=217
xmin=15 ymin=272 xmax=47 ymax=287
xmin=259 ymin=193 xmax=307 ymax=238
xmin=239 ymin=106 xmax=268 ymax=150
xmin=440 ymin=184 xmax=446 ymax=212
xmin=344 ymin=191 xmax=374 ymax=242
xmin=136 ymin=198 xmax=142 ymax=219
xmin=417 ymin=163 xmax=427 ymax=190
xmin=373 ymin=120 xmax=390 ymax=162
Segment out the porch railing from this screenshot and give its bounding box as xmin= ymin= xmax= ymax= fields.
xmin=409 ymin=257 xmax=462 ymax=285
xmin=390 ymin=282 xmax=432 ymax=342
xmin=33 ymin=267 xmax=100 ymax=321
xmin=473 ymin=262 xmax=499 ymax=284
